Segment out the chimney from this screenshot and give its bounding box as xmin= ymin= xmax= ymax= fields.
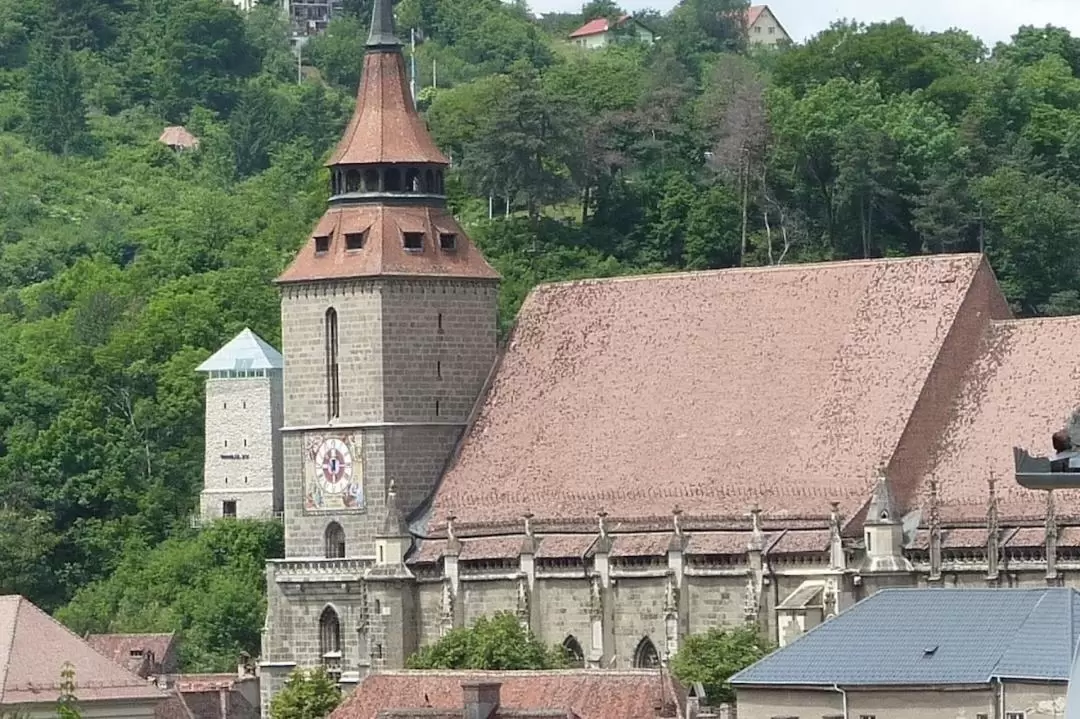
xmin=462 ymin=681 xmax=500 ymax=719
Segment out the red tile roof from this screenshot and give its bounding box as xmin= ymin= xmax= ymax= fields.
xmin=536 ymin=535 xmax=597 ymax=559
xmin=277 ymin=204 xmax=499 ymax=283
xmin=747 ymin=5 xmax=766 ymax=25
xmin=85 ymin=633 xmax=177 ymax=676
xmin=430 ymin=254 xmax=1003 ymax=534
xmin=0 ymin=596 xmax=166 ymax=705
xmin=328 ymin=49 xmax=448 ymax=166
xmin=331 ymin=670 xmax=685 ymax=719
xmin=155 ymin=688 xmax=196 ymax=719
xmin=922 ymin=317 xmax=1080 ymax=523
xmin=569 ymin=15 xmax=629 ymax=38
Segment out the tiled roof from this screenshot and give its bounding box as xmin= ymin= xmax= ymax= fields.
xmin=277 ymin=204 xmax=499 ymax=284
xmin=535 ymin=534 xmax=597 ymax=559
xmin=327 ymin=47 xmax=448 ymax=166
xmin=458 ymin=535 xmax=525 ymax=561
xmin=331 ymin=670 xmax=685 ymax=719
xmin=609 ymin=533 xmax=671 ymax=558
xmin=155 ymin=688 xmax=196 ymax=719
xmin=731 ymin=588 xmax=1080 ymax=686
xmin=0 ymin=596 xmax=166 ymax=704
xmin=196 ymin=328 xmax=282 ymax=372
xmin=568 ymin=15 xmax=628 ymax=38
xmin=158 ymin=126 xmax=199 ymax=150
xmin=430 ymin=255 xmax=1001 ymax=533
xmin=747 ymin=5 xmax=766 ymax=25
xmin=768 ymin=530 xmax=830 ymax=554
xmin=922 ymin=317 xmax=1080 ymax=523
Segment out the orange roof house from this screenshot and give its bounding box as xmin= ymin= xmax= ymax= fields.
xmin=746 ymin=4 xmax=790 ymax=46
xmin=0 ymin=596 xmax=167 ymax=715
xmin=568 ymin=14 xmax=655 ymax=49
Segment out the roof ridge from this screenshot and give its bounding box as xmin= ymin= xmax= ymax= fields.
xmin=0 ymin=597 xmax=20 ymax=702
xmin=986 ymin=589 xmax=1053 ymax=681
xmin=530 ymin=253 xmax=984 ymax=292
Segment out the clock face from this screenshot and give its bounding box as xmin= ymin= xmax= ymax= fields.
xmin=315 ymin=438 xmax=353 ymax=494
xmin=304 ymin=434 xmax=365 ymax=512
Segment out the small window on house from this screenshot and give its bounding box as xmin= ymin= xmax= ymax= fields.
xmin=224 ymin=439 xmax=228 ymax=448
xmin=378 ymin=545 xmax=384 ymax=563
xmin=768 ymin=25 xmax=775 ymax=34
xmin=222 ymin=500 xmax=237 ymax=518
xmin=315 ymin=235 xmax=331 ymax=254
xmin=374 ymin=598 xmax=381 ymax=614
xmin=345 ymin=232 xmax=366 ymax=251
xmin=865 ymin=532 xmax=872 ymax=553
xmin=242 ymin=400 xmax=246 ymax=409
xmin=374 ymin=644 xmax=383 ymax=659
xmin=435 ymin=400 xmax=440 ymax=417
xmin=244 ymin=476 xmax=248 ymax=484
xmin=437 ymin=313 xmax=443 ymax=331
xmin=243 ymin=438 xmax=247 ymax=447
xmin=1005 ymin=714 xmax=1026 ymax=719
xmin=223 ymin=402 xmax=227 ymax=409
xmin=755 ymin=25 xmax=762 ymax=33
xmin=439 ymin=233 xmax=457 ymax=251
xmin=976 ymin=714 xmax=989 ymax=719
xmin=859 ymin=715 xmax=877 ymax=719
xmin=403 ymin=232 xmax=424 ymax=251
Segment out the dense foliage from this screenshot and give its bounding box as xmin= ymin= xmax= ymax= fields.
xmin=0 ymin=0 xmax=1078 ymax=672
xmin=269 ymin=667 xmax=343 ymax=719
xmin=669 ymin=625 xmax=773 ymax=705
xmin=406 ymin=612 xmax=569 ymax=669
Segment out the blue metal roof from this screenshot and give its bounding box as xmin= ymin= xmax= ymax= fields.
xmin=731 ymin=588 xmax=1080 ymax=687
xmin=196 ymin=328 xmax=283 ymax=373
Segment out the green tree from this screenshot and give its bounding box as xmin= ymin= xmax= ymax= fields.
xmin=24 ymin=35 xmax=88 ymax=155
xmin=406 ymin=612 xmax=569 ymax=670
xmin=669 ymin=625 xmax=773 ymax=706
xmin=269 ymin=667 xmax=342 ymax=719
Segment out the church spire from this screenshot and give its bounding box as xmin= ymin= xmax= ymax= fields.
xmin=366 ymin=0 xmax=400 ymax=48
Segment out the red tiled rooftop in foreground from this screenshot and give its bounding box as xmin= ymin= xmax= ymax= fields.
xmin=330 ymin=670 xmax=685 ymax=719
xmin=430 ymin=254 xmax=1007 ymax=534
xmin=924 ymin=317 xmax=1080 ymax=523
xmin=568 ymin=14 xmax=629 ymax=38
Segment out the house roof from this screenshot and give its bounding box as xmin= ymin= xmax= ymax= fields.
xmin=84 ymin=632 xmax=176 ymax=675
xmin=569 ymin=15 xmax=628 ymax=38
xmin=922 ymin=316 xmax=1080 ymax=523
xmin=155 ymin=688 xmax=196 ymax=719
xmin=331 ymin=670 xmax=685 ymax=719
xmin=747 ymin=5 xmax=766 ymax=25
xmin=427 ymin=254 xmax=1008 ymax=535
xmin=196 ymin=328 xmax=282 ymax=372
xmin=158 ymin=126 xmax=199 ymax=150
xmin=0 ymin=595 xmax=166 ymax=705
xmin=277 ymin=204 xmax=498 ymax=284
xmin=731 ymin=588 xmax=1080 ymax=686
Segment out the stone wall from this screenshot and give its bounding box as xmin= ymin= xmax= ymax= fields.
xmin=685 ymin=575 xmax=746 ymax=631
xmin=460 ymin=579 xmax=518 ymax=625
xmin=531 ymin=577 xmax=592 ymax=649
xmin=201 ymin=375 xmax=279 ymax=520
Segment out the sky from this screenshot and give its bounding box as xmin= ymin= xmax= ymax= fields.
xmin=531 ymin=0 xmax=1080 ymax=46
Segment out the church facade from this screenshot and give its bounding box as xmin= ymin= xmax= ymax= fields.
xmin=254 ymin=0 xmax=1080 ymax=713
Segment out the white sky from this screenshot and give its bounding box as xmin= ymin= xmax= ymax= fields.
xmin=531 ymin=0 xmax=1080 ymax=46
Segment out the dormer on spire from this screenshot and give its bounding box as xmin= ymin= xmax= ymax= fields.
xmin=366 ymin=0 xmax=400 ymax=48
xmin=865 ymin=473 xmax=898 ymax=525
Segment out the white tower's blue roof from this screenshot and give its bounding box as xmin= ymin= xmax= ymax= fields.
xmin=196 ymin=328 xmax=283 ymax=373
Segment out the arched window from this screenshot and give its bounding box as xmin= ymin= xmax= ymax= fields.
xmin=561 ymin=635 xmax=584 ymax=668
xmin=633 ymin=636 xmax=660 ymax=669
xmin=325 ymin=308 xmax=340 ymax=420
xmin=363 ymin=169 xmax=379 ymax=191
xmin=325 ymin=522 xmax=345 ymax=558
xmin=319 ymin=606 xmax=342 ymax=658
xmin=436 ymin=170 xmax=445 ymax=194
xmin=424 ymin=169 xmax=435 ymax=192
xmin=405 ymin=168 xmax=421 ymax=192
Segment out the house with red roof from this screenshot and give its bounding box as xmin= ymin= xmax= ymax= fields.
xmin=568 ymin=14 xmax=655 ymax=50
xmin=746 ymin=5 xmax=789 ymax=46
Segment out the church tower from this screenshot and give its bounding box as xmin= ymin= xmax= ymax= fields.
xmin=260 ymin=0 xmax=499 ymax=709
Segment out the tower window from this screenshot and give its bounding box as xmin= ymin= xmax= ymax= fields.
xmin=363 ymin=169 xmax=379 ymax=191
xmin=319 ymin=606 xmax=342 ymax=658
xmin=325 ymin=308 xmax=340 ymax=420
xmin=384 ymin=168 xmax=402 ymax=192
xmin=437 ymin=313 xmax=443 ymax=331
xmin=314 ymin=235 xmax=331 ymax=254
xmin=222 ymin=501 xmax=237 ymax=518
xmin=439 ymin=233 xmax=457 ymax=251
xmin=325 ymin=522 xmax=346 ymax=558
xmin=374 ymin=598 xmax=381 ymax=614
xmin=345 ymin=232 xmax=366 ymax=251
xmin=435 ymin=400 xmax=440 ymax=417
xmin=436 ymin=361 xmax=442 ymax=379
xmin=403 ymin=232 xmax=424 ymax=251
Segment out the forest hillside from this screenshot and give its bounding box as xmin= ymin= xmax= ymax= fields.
xmin=1 ymin=0 xmax=1078 ymax=669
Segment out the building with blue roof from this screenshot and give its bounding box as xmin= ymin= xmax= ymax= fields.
xmin=730 ymin=587 xmax=1078 ymax=719
xmin=196 ymin=328 xmax=284 ymax=522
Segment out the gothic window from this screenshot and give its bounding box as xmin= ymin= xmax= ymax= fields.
xmin=633 ymin=636 xmax=660 ymax=669
xmin=363 ymin=169 xmax=379 ymax=191
xmin=561 ymin=636 xmax=584 ymax=667
xmin=325 ymin=522 xmax=346 ymax=558
xmin=325 ymin=308 xmax=340 ymax=420
xmin=319 ymin=606 xmax=342 ymax=658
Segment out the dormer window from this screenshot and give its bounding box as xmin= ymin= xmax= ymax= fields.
xmin=439 ymin=233 xmax=457 ymax=251
xmin=345 ymin=232 xmax=366 ymax=251
xmin=403 ymin=232 xmax=424 ymax=251
xmin=315 ymin=235 xmax=331 ymax=254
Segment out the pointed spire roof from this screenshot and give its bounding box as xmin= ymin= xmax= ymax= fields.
xmin=866 ymin=474 xmax=898 ymax=525
xmin=326 ymin=0 xmax=448 ymax=166
xmin=380 ymin=481 xmax=411 ymax=538
xmin=196 ymin=329 xmax=283 ymax=373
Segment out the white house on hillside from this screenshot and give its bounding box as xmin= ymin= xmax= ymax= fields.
xmin=747 ymin=4 xmax=790 ymax=46
xmin=568 ymin=14 xmax=655 ymax=49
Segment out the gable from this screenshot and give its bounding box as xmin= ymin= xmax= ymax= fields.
xmin=427 ymin=255 xmax=1001 ymax=535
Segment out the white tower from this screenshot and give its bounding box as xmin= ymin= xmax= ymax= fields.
xmin=196 ymin=328 xmax=285 ymax=522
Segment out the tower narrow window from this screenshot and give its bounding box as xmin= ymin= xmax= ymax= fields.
xmin=435 ymin=400 xmax=440 ymax=417
xmin=319 ymin=606 xmax=342 ymax=659
xmin=437 ymin=313 xmax=443 ymax=331
xmin=633 ymin=636 xmax=660 ymax=668
xmin=325 ymin=308 xmax=340 ymax=420
xmin=436 ymin=361 xmax=442 ymax=379
xmin=325 ymin=522 xmax=346 ymax=558
xmin=562 ymin=636 xmax=585 ymax=667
